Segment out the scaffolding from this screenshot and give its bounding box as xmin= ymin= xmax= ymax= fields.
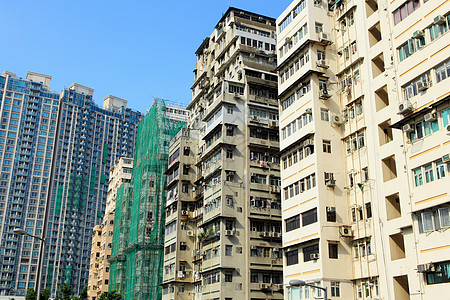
xmin=109 ymin=99 xmax=185 ymax=300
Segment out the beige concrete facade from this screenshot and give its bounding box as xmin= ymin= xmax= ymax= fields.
xmin=88 ymin=158 xmax=133 ymax=299
xmin=106 ymin=158 xmax=133 ymax=214
xmin=278 ymin=0 xmax=450 ymax=299
xmin=162 ymin=7 xmax=283 ymax=300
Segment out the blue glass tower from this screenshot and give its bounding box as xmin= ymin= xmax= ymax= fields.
xmin=0 ymin=72 xmax=141 ymax=297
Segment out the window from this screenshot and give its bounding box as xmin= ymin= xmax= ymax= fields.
xmin=403 ymin=72 xmax=431 ymax=100
xmin=286 ymin=215 xmax=300 ymax=232
xmin=225 ymin=271 xmax=233 ymax=282
xmin=302 ymin=208 xmax=317 ymax=226
xmin=426 ymin=261 xmax=450 ymax=284
xmin=226 ymin=149 xmax=233 ymax=159
xmin=226 ymin=106 xmax=234 ymax=114
xmin=424 ymin=163 xmax=434 ymax=183
xmin=329 ymin=243 xmax=338 ymax=259
xmin=430 ymin=16 xmax=449 ymax=41
xmin=393 ymin=0 xmax=420 ymax=25
xmin=363 ymin=167 xmax=369 ymax=181
xmin=418 ymin=207 xmax=450 ymax=233
xmin=303 ymin=244 xmax=319 ymax=262
xmin=183 ymin=147 xmax=190 ymax=156
xmin=327 ymin=207 xmax=336 ymax=222
xmin=331 ymin=282 xmax=341 ymax=297
xmin=225 ymin=245 xmax=232 ymax=256
xmin=226 ymin=126 xmax=234 ymax=136
xmin=413 ymin=159 xmax=446 ymax=187
xmin=286 ymin=249 xmax=299 ymax=265
xmin=323 ymin=140 xmax=331 ymax=153
xmin=398 ymin=38 xmax=425 ymax=62
xmin=435 ymin=59 xmax=450 ymax=83
xmin=320 ymin=108 xmax=329 ymax=121
xmin=315 ymin=22 xmax=323 ymax=33
xmin=366 ymin=203 xmax=372 ymax=218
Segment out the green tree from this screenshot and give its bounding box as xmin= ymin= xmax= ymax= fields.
xmin=55 ymin=284 xmax=71 ymax=300
xmin=98 ymin=290 xmax=124 ymax=300
xmin=79 ymin=286 xmax=88 ymax=300
xmin=25 ymin=288 xmax=37 ymax=300
xmin=39 ymin=288 xmax=51 ymax=300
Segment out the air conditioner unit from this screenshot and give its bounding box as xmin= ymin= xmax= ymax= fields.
xmin=260 ymin=283 xmax=271 ymax=290
xmin=402 ymin=124 xmax=414 ymax=132
xmin=250 ymin=245 xmax=257 ymax=250
xmin=442 ymin=154 xmax=450 ymax=163
xmin=424 ymin=113 xmax=436 ymax=122
xmin=319 ymin=89 xmax=332 ymax=99
xmin=310 ymin=253 xmax=319 ymax=260
xmin=332 ymin=114 xmax=343 ymax=125
xmin=225 ymin=230 xmax=234 ymax=236
xmin=305 ymin=108 xmax=312 ymax=114
xmin=268 ymin=57 xmax=275 ymax=63
xmin=417 ymin=81 xmax=430 ymax=91
xmin=285 ymin=36 xmax=292 ymax=44
xmin=434 ymin=15 xmax=446 ymax=25
xmin=319 ymin=32 xmax=331 ymax=43
xmin=417 ymin=263 xmax=431 ymax=273
xmin=273 ymin=232 xmax=281 ymax=238
xmin=412 ymin=30 xmax=425 ymax=39
xmin=251 ymin=115 xmax=259 ymax=121
xmin=303 ymin=139 xmax=314 ymax=146
xmin=234 ymin=92 xmax=240 ymax=98
xmin=447 ymin=124 xmax=450 ymax=136
xmin=326 ymin=206 xmax=336 ymax=212
xmin=398 ymin=101 xmax=413 ymax=115
xmin=270 ymin=120 xmax=278 ymax=127
xmin=339 ymin=225 xmax=353 ymax=237
xmin=186 ymin=230 xmax=194 ymax=237
xmin=326 ymin=179 xmax=336 ymax=187
xmin=316 ymin=59 xmax=329 ymax=68
xmin=249 ymin=53 xmax=256 ymax=58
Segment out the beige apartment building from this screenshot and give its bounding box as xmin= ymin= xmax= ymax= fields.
xmin=277 ymin=0 xmax=450 ymax=299
xmin=162 ymin=7 xmax=284 ymax=300
xmin=88 ymin=158 xmax=133 ymax=299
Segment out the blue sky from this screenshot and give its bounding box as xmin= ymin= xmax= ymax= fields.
xmin=0 ymin=0 xmax=292 ymax=113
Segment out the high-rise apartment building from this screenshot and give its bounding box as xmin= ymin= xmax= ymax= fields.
xmin=87 ymin=158 xmax=133 ymax=300
xmin=161 ymin=8 xmax=284 ymax=300
xmin=277 ymin=0 xmax=450 ymax=299
xmin=0 ymin=71 xmax=141 ymax=297
xmin=109 ymin=99 xmax=187 ymax=300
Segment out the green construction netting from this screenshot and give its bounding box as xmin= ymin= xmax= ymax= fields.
xmin=68 ymin=174 xmax=88 ymax=210
xmin=90 ymin=165 xmax=97 ymax=194
xmin=109 ymin=99 xmax=185 ymax=300
xmin=102 ymin=143 xmax=109 ymax=164
xmin=65 ymin=264 xmax=73 ymax=285
xmin=55 ymin=185 xmax=64 ymax=215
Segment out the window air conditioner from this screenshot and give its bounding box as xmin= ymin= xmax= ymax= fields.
xmin=417 ymin=81 xmax=430 ymax=91
xmin=402 ymin=124 xmax=414 ymax=133
xmin=339 ymin=225 xmax=353 ymax=237
xmin=332 ymin=114 xmax=343 ymax=125
xmin=442 ymin=154 xmax=450 ymax=163
xmin=317 ymin=59 xmax=329 ymax=68
xmin=412 ymin=30 xmax=424 ymax=39
xmin=434 ymin=15 xmax=446 ymax=25
xmin=398 ymin=101 xmax=413 ymax=115
xmin=310 ymin=253 xmax=319 ymax=260
xmin=424 ymin=113 xmax=436 ymax=122
xmin=319 ymin=89 xmax=332 ymax=99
